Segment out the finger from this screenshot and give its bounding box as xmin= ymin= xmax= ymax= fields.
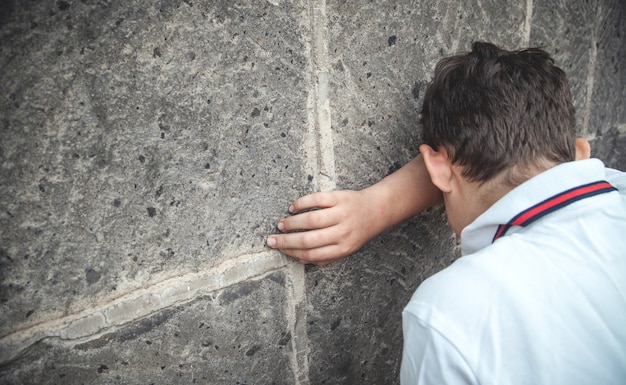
xmin=279 ymin=208 xmax=339 ymax=232
xmin=267 ymin=227 xmax=339 ymax=251
xmin=278 ymin=245 xmax=347 ymax=265
xmin=290 ymin=191 xmax=340 ymax=213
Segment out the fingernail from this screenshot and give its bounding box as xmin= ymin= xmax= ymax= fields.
xmin=266 ymin=237 xmax=276 ymax=247
xmin=288 ymin=205 xmax=295 ymax=213
xmin=277 ymin=221 xmax=285 ymax=231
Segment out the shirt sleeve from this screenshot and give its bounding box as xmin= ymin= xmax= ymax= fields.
xmin=401 ymin=309 xmax=477 ymax=385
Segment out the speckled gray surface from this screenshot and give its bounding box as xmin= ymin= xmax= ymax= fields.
xmin=0 ymin=0 xmax=624 ymax=384
xmin=0 ymin=272 xmax=294 ymax=385
xmin=0 ymin=0 xmax=311 ymax=337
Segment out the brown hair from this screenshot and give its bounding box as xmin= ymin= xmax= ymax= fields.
xmin=421 ymin=42 xmax=576 ymax=186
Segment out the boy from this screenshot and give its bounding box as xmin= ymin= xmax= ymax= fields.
xmin=266 ymin=42 xmax=626 ymax=384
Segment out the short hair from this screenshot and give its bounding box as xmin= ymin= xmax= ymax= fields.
xmin=421 ymin=42 xmax=576 ymax=186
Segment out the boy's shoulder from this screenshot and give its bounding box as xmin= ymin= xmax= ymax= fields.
xmin=606 ymin=167 xmax=626 ymax=192
xmin=406 ymin=243 xmax=513 ymax=316
xmin=460 ymin=159 xmax=624 ymax=254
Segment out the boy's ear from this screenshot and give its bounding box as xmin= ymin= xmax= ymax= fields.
xmin=420 ymin=144 xmax=453 ymax=193
xmin=575 ymin=138 xmax=591 ymax=160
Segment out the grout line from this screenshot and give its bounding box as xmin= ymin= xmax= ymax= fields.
xmin=285 ymin=262 xmax=310 ymax=385
xmin=282 ymin=1 xmax=337 ymax=383
xmin=523 ymin=0 xmax=533 ymax=46
xmin=312 ymin=0 xmax=337 ymax=192
xmin=582 ymin=2 xmax=599 ymax=138
xmin=0 ymin=251 xmax=290 ymax=366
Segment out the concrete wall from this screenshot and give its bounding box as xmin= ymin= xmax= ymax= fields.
xmin=0 ymin=0 xmax=623 ymax=384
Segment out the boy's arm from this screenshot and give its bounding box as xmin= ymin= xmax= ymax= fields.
xmin=266 ymin=154 xmax=442 ymax=265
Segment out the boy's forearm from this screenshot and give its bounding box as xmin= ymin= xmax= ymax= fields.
xmin=362 ymin=154 xmax=442 ymax=233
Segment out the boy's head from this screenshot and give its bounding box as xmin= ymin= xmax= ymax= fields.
xmin=419 ymin=42 xmax=588 ymax=235
xmin=421 ymin=42 xmax=576 ymax=187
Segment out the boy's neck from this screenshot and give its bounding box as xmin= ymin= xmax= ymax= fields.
xmin=453 ymin=163 xmax=556 ymax=235
xmin=446 ymin=169 xmax=513 ymax=236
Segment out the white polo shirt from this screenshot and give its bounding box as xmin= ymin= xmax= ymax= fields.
xmin=401 ymin=159 xmax=626 ymax=385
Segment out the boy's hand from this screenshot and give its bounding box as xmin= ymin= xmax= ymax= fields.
xmin=266 ymin=190 xmax=384 ymax=265
xmin=266 ymin=154 xmax=443 ymax=265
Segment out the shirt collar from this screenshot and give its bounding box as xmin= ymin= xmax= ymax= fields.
xmin=460 ymin=158 xmax=608 ymax=256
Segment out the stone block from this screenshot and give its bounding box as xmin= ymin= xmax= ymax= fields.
xmin=590 ymin=132 xmax=626 ymax=170
xmin=531 ymin=0 xmax=625 ymax=150
xmin=0 ymin=0 xmax=311 ymax=339
xmin=0 ymin=272 xmax=294 ymax=385
xmin=530 ymin=0 xmax=596 ymax=134
xmin=305 ymin=212 xmax=457 ymax=384
xmin=588 ymin=0 xmax=625 ymax=138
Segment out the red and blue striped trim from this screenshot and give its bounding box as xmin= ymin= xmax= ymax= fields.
xmin=492 ymin=180 xmax=617 ymax=243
